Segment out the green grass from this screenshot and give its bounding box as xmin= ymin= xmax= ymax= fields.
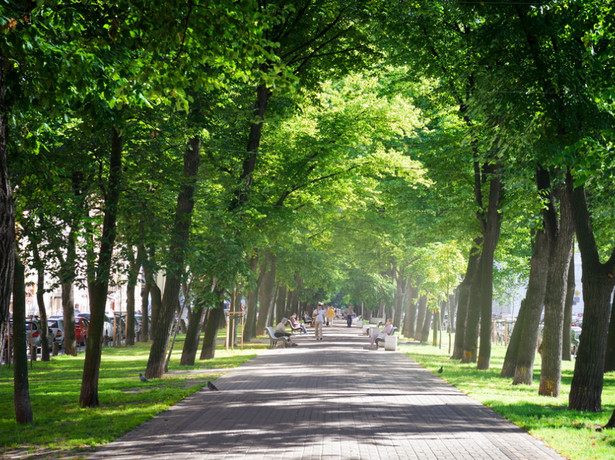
xmin=399 ymin=339 xmax=615 ymax=460
xmin=0 ymin=334 xmax=268 ymax=459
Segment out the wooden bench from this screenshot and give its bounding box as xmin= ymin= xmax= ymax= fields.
xmin=265 ymin=326 xmax=290 ymax=348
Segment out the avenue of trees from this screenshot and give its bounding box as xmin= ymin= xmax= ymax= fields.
xmin=1 ymin=0 xmax=614 ymax=427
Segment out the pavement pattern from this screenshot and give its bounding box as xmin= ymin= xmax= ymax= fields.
xmin=88 ymin=322 xmax=564 ymax=460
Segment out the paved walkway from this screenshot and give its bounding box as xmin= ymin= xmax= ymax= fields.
xmin=89 ymin=322 xmax=563 ymax=460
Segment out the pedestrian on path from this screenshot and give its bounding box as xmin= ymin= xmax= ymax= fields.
xmin=346 ymin=306 xmax=354 ymax=327
xmin=313 ymin=303 xmax=326 ymax=340
xmin=326 ymin=305 xmax=335 ymax=326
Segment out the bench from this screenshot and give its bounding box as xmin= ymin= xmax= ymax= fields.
xmin=265 ymin=326 xmax=290 ymax=348
xmin=369 ymin=317 xmax=384 ymax=327
xmin=375 ymin=327 xmax=398 ymax=350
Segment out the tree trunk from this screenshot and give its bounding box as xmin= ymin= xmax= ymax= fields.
xmin=180 ymin=306 xmax=206 ymax=366
xmin=61 ymin=281 xmax=76 ymax=355
xmin=453 ymin=240 xmax=481 ymax=360
xmin=539 ymin=186 xmax=575 ymax=397
xmin=255 ymin=251 xmax=276 ymax=336
xmin=402 ymin=284 xmax=418 ymax=338
xmin=393 ymin=270 xmax=405 ymax=329
xmin=35 ymin=266 xmax=50 ymax=362
xmin=506 ymin=229 xmax=549 ymax=382
xmin=462 ymin=261 xmax=483 ymax=364
xmin=13 ymin=256 xmax=33 ymax=424
xmin=275 ymin=284 xmax=287 ymax=324
xmin=125 ymin=245 xmax=140 ymax=346
xmin=146 ymin=137 xmax=201 ymax=379
xmin=562 ymin=258 xmax=575 ymax=362
xmin=567 ymin=174 xmax=615 ymax=411
xmin=243 ymin=255 xmax=261 ymax=341
xmin=200 ymin=296 xmax=225 ymax=360
xmin=477 ymin=173 xmax=503 ymax=370
xmin=79 ymin=126 xmax=123 ymax=408
xmin=0 ymin=62 xmax=15 ymax=328
xmin=421 ymin=308 xmax=433 ymax=344
xmin=432 ymin=307 xmax=439 ymax=346
xmin=414 ymin=295 xmax=427 ymax=341
xmin=604 ymin=288 xmax=615 ymax=371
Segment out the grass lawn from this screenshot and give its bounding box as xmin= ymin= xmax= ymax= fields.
xmin=0 ymin=332 xmax=268 ymax=459
xmin=399 ymin=339 xmax=615 ymax=460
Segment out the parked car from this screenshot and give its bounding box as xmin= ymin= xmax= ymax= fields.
xmin=48 ymin=319 xmax=64 ymax=347
xmin=74 ymin=317 xmax=89 ymax=346
xmin=25 ymin=319 xmax=54 ymax=352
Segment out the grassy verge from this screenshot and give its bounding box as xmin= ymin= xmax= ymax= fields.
xmin=0 ymin=334 xmax=268 ymax=459
xmin=398 ymin=340 xmax=615 ymax=460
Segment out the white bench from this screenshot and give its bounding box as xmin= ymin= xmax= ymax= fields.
xmin=265 ymin=326 xmax=290 ymax=349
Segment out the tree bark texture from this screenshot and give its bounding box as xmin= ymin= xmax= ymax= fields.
xmin=453 ymin=240 xmax=481 ymax=360
xmin=562 ymin=258 xmax=575 ymax=362
xmin=477 ymin=172 xmax=503 ymax=370
xmin=255 ymin=251 xmax=276 ymax=336
xmin=0 ymin=63 xmax=15 ymax=328
xmin=79 ymin=126 xmax=123 ymax=408
xmin=146 ymin=137 xmax=201 ymax=379
xmin=538 ymin=183 xmax=574 ymax=397
xmin=414 ymin=295 xmax=427 ymax=342
xmin=13 ymin=256 xmax=33 ymax=424
xmin=421 ymin=308 xmax=433 ymax=344
xmin=36 ymin=266 xmax=50 ymax=362
xmin=605 ymin=289 xmax=615 ymax=371
xmin=402 ymin=284 xmax=418 ymax=338
xmin=180 ymin=306 xmax=207 ymax=366
xmin=462 ymin=261 xmax=483 ymax=364
xmin=394 ymin=271 xmax=405 ymax=329
xmin=507 ymin=229 xmax=549 ymax=383
xmin=125 ymin=246 xmax=140 ymax=346
xmin=200 ymin=297 xmax=224 ymax=360
xmin=567 ymin=175 xmax=615 ymax=411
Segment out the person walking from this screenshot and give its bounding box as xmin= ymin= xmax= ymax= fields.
xmin=346 ymin=306 xmax=354 ymax=327
xmin=313 ymin=303 xmax=326 ymax=341
xmin=326 ymin=305 xmax=335 ymax=327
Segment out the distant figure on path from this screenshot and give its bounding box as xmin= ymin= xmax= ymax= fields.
xmin=346 ymin=306 xmax=354 ymax=327
xmin=313 ymin=303 xmax=326 ymax=341
xmin=326 ymin=306 xmax=335 ymax=326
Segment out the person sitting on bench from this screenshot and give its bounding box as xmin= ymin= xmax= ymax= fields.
xmin=302 ymin=311 xmax=313 ymax=326
xmin=289 ymin=313 xmax=307 ymax=334
xmin=370 ymin=318 xmax=394 ymax=346
xmin=275 ymin=318 xmax=297 ymax=346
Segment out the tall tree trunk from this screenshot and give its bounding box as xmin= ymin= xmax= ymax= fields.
xmin=402 ymin=284 xmax=418 ymax=338
xmin=477 ymin=173 xmax=503 ymax=370
xmin=506 ymin=229 xmax=549 ymax=382
xmin=180 ymin=305 xmax=207 ymax=366
xmin=60 ymin=229 xmax=77 ymax=356
xmin=200 ymin=293 xmax=225 ymax=360
xmin=393 ymin=270 xmax=405 ymax=329
xmin=604 ymin=288 xmax=615 ymax=371
xmin=562 ymin=258 xmax=575 ymax=362
xmin=421 ymin=308 xmax=433 ymax=344
xmin=539 ymin=187 xmax=575 ymax=397
xmin=432 ymin=307 xmax=439 ymax=346
xmin=140 ymin=282 xmax=150 ymax=342
xmin=275 ymin=284 xmax=287 ymax=324
xmin=462 ymin=262 xmax=483 ymax=364
xmin=453 ymin=240 xmax=481 ymax=359
xmin=0 ymin=61 xmax=15 ymax=329
xmin=146 ymin=137 xmax=201 ymax=379
xmin=13 ymin=256 xmax=33 ymax=424
xmin=125 ymin=245 xmax=140 ymax=346
xmin=243 ymin=255 xmax=261 ymax=342
xmin=567 ymin=174 xmax=615 ymax=411
xmin=30 ymin=240 xmax=51 ymax=361
xmin=414 ymin=295 xmax=427 ymax=341
xmin=255 ymin=251 xmax=276 ymax=336
xmin=36 ymin=266 xmax=50 ymax=362
xmin=79 ymin=126 xmax=123 ymax=408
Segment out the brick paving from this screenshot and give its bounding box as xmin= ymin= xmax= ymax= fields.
xmin=88 ymin=322 xmax=564 ymax=460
